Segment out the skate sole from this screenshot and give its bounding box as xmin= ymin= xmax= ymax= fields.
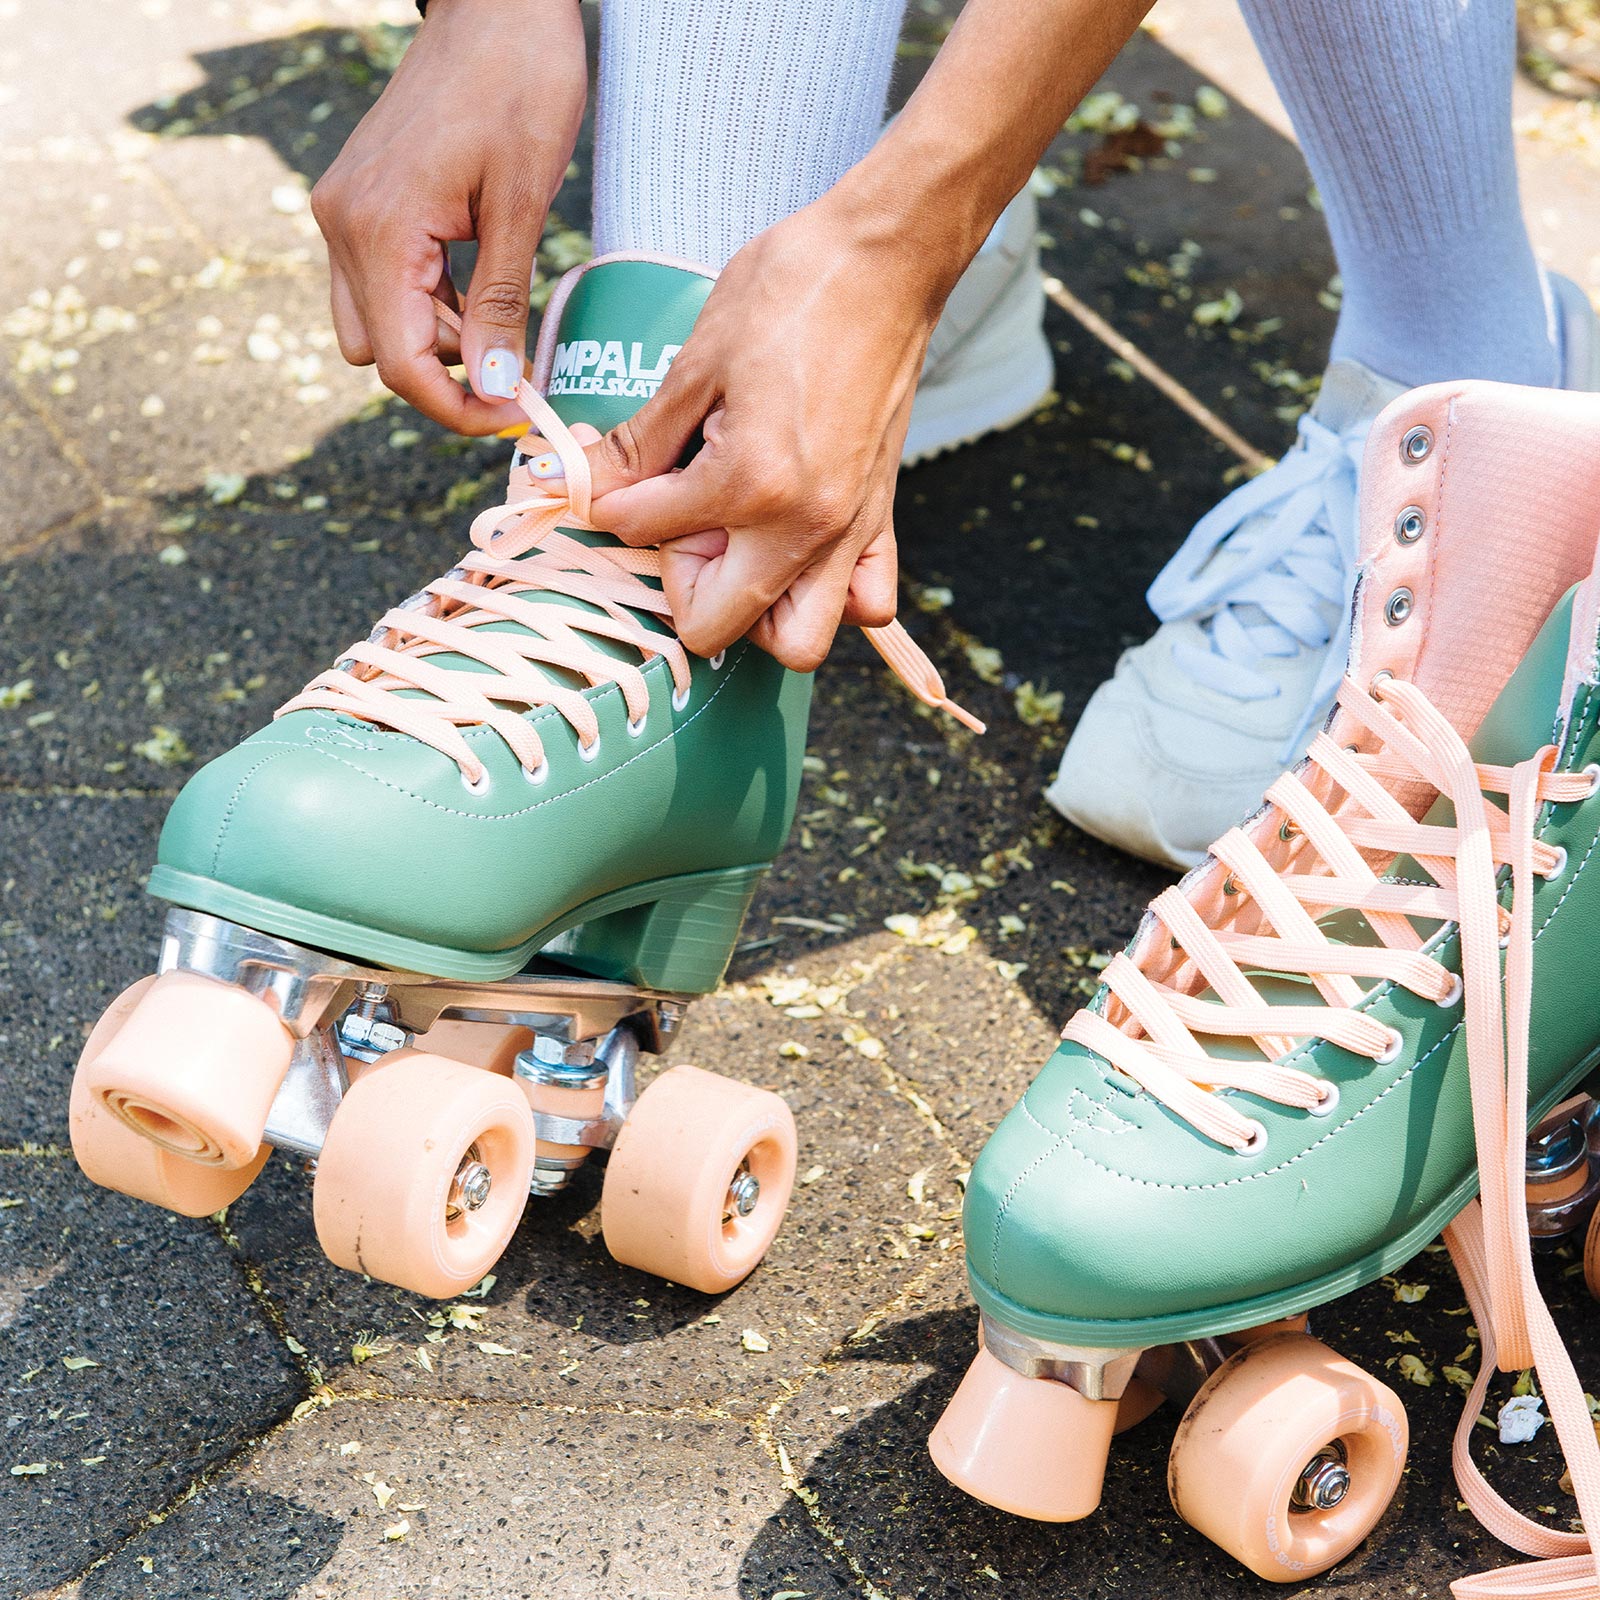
xmin=969 ymin=1047 xmax=1600 ymax=1350
xmin=146 ymin=861 xmax=770 ymax=992
xmin=901 ymin=331 xmax=1055 ymax=468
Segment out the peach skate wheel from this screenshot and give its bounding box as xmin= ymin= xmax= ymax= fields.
xmin=78 ymin=969 xmax=294 ymax=1170
xmin=312 ymin=1050 xmax=536 ymax=1299
xmin=71 ymin=978 xmax=270 ymax=1214
xmin=1584 ymin=1203 xmax=1600 ymax=1299
xmin=601 ymin=1064 xmax=796 ymax=1294
xmin=1114 ymin=1375 xmax=1166 ymax=1434
xmin=930 ymin=1345 xmax=1119 ymax=1520
xmin=411 ymin=1018 xmax=534 ymax=1077
xmin=1168 ymin=1331 xmax=1407 ymax=1581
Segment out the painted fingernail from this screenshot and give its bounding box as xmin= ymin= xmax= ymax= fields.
xmin=479 ymin=348 xmax=520 ymax=399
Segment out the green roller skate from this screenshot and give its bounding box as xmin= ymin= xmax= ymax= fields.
xmin=933 ymin=379 xmax=1600 ymax=1596
xmin=70 ymin=254 xmax=975 ymax=1302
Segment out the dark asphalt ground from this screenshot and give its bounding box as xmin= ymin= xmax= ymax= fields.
xmin=4 ymin=2 xmax=1600 ymax=1596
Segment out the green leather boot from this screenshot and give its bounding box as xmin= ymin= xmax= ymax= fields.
xmin=933 ymin=380 xmax=1600 ymax=1592
xmin=69 ymin=256 xmax=830 ymax=1302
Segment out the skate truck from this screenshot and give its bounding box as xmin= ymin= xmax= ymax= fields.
xmin=68 ymin=255 xmax=980 ymax=1302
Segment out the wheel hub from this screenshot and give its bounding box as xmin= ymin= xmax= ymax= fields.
xmin=447 ymin=1147 xmax=493 ymax=1218
xmin=727 ymin=1169 xmax=761 ymax=1218
xmin=1290 ymin=1441 xmax=1351 ymax=1512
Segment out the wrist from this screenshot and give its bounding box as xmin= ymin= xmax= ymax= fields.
xmin=823 ymin=131 xmax=999 ymax=312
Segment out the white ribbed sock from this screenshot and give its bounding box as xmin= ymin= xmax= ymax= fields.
xmin=593 ymin=0 xmax=908 ymax=269
xmin=1238 ymin=0 xmax=1558 ymax=389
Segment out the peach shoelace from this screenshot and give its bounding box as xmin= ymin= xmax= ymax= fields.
xmin=1069 ymin=671 xmax=1600 ymax=1598
xmin=280 ymin=358 xmax=982 ymax=785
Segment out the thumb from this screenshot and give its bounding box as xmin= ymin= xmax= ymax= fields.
xmin=461 ymin=170 xmax=541 ymax=404
xmin=584 ymin=356 xmax=716 ymax=534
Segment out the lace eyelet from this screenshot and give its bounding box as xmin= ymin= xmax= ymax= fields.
xmin=1307 ymin=1082 xmax=1340 ymax=1118
xmin=1369 ymin=669 xmax=1395 ymax=697
xmin=671 ymin=685 xmax=691 ymax=713
xmin=1236 ymin=1121 xmax=1269 ymax=1157
xmin=1375 ymin=1027 xmax=1404 ymax=1066
xmin=1435 ymin=972 xmax=1463 ymax=1009
xmin=1543 ymin=844 xmax=1569 ymax=881
xmin=522 ymin=760 xmax=550 ymax=786
xmin=461 ymin=769 xmax=491 ymax=796
xmin=709 ymin=650 xmax=726 ymax=671
xmin=1278 ymin=820 xmax=1300 ymax=843
xmin=579 ymin=736 xmax=602 ymax=763
xmin=1583 ymin=763 xmax=1600 ymax=800
xmin=625 ymin=713 xmax=648 ymax=739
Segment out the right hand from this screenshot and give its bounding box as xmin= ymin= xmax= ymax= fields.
xmin=311 ymin=0 xmax=587 ymax=434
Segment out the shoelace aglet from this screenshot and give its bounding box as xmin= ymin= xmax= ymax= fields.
xmin=940 ymin=698 xmax=987 ymax=735
xmin=863 ymin=621 xmax=986 ymax=735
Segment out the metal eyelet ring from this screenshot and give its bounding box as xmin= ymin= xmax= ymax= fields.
xmin=709 ymin=650 xmax=727 ymax=671
xmin=1375 ymin=1027 xmax=1404 ymax=1066
xmin=1279 ymin=819 xmax=1300 ymax=842
xmin=522 ymin=760 xmax=550 ymax=786
xmin=461 ymin=769 xmax=491 ymax=796
xmin=1543 ymin=844 xmax=1569 ymax=881
xmin=1582 ymin=763 xmax=1600 ymax=799
xmin=1394 ymin=505 xmax=1427 ymax=544
xmin=626 ymin=713 xmax=648 ymax=739
xmin=1400 ymin=425 xmax=1434 ymax=463
xmin=671 ymin=685 xmax=691 ymax=713
xmin=1370 ymin=669 xmax=1395 ymax=696
xmin=579 ymin=737 xmax=602 ymax=764
xmin=1222 ymin=873 xmax=1241 ymax=896
xmin=1436 ymin=972 xmax=1463 ymax=1009
xmin=1236 ymin=1121 xmax=1270 ymax=1157
xmin=1384 ymin=588 xmax=1414 ymax=626
xmin=1307 ymin=1082 xmax=1340 ymax=1118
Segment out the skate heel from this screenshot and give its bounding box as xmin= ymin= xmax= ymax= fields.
xmin=930 ymin=1346 xmax=1119 ymax=1521
xmin=546 ymin=864 xmax=767 ymax=994
xmin=78 ymin=969 xmax=294 ymax=1170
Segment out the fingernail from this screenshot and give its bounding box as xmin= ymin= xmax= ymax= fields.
xmin=480 ymin=348 xmax=520 ymax=400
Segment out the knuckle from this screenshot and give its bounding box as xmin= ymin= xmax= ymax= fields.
xmin=783 ymin=635 xmax=829 ymax=673
xmin=679 ymin=619 xmax=727 ymax=659
xmin=806 ymin=486 xmax=857 ymax=537
xmin=469 ymin=275 xmax=532 ymax=330
xmin=856 ymin=593 xmax=896 ymax=629
xmin=308 ymin=178 xmax=340 ymax=224
xmin=744 ymin=465 xmax=801 ymax=522
xmin=601 ymin=420 xmax=645 ymax=481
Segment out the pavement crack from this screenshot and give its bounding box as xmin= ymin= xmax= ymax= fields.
xmin=749 ymin=1410 xmax=895 ymax=1600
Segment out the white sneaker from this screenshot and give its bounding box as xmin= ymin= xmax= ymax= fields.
xmin=902 ymin=186 xmax=1054 ymax=467
xmin=1047 ymin=271 xmax=1600 ymax=870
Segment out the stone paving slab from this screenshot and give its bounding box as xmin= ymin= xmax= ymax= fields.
xmin=0 ymin=1154 xmax=301 ymax=1593
xmin=0 ymin=378 xmax=92 ymax=558
xmin=0 ymin=794 xmax=167 ymax=1149
xmin=88 ymin=1400 xmax=849 ymax=1600
xmin=223 ymin=961 xmax=962 ymax=1417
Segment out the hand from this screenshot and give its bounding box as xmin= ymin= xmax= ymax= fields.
xmin=584 ymin=191 xmax=946 ymax=672
xmin=311 ymin=0 xmax=587 ymax=434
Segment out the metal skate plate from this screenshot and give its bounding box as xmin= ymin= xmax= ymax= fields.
xmin=978 ymin=1315 xmax=1239 ymax=1408
xmin=167 ymin=910 xmax=677 ymax=1174
xmin=159 ymin=908 xmax=688 ymax=1045
xmin=978 ymin=1315 xmax=1145 ymax=1401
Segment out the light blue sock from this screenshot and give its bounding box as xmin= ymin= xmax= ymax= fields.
xmin=594 ymin=0 xmax=909 ymax=269
xmin=1238 ymin=0 xmax=1558 ymax=389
